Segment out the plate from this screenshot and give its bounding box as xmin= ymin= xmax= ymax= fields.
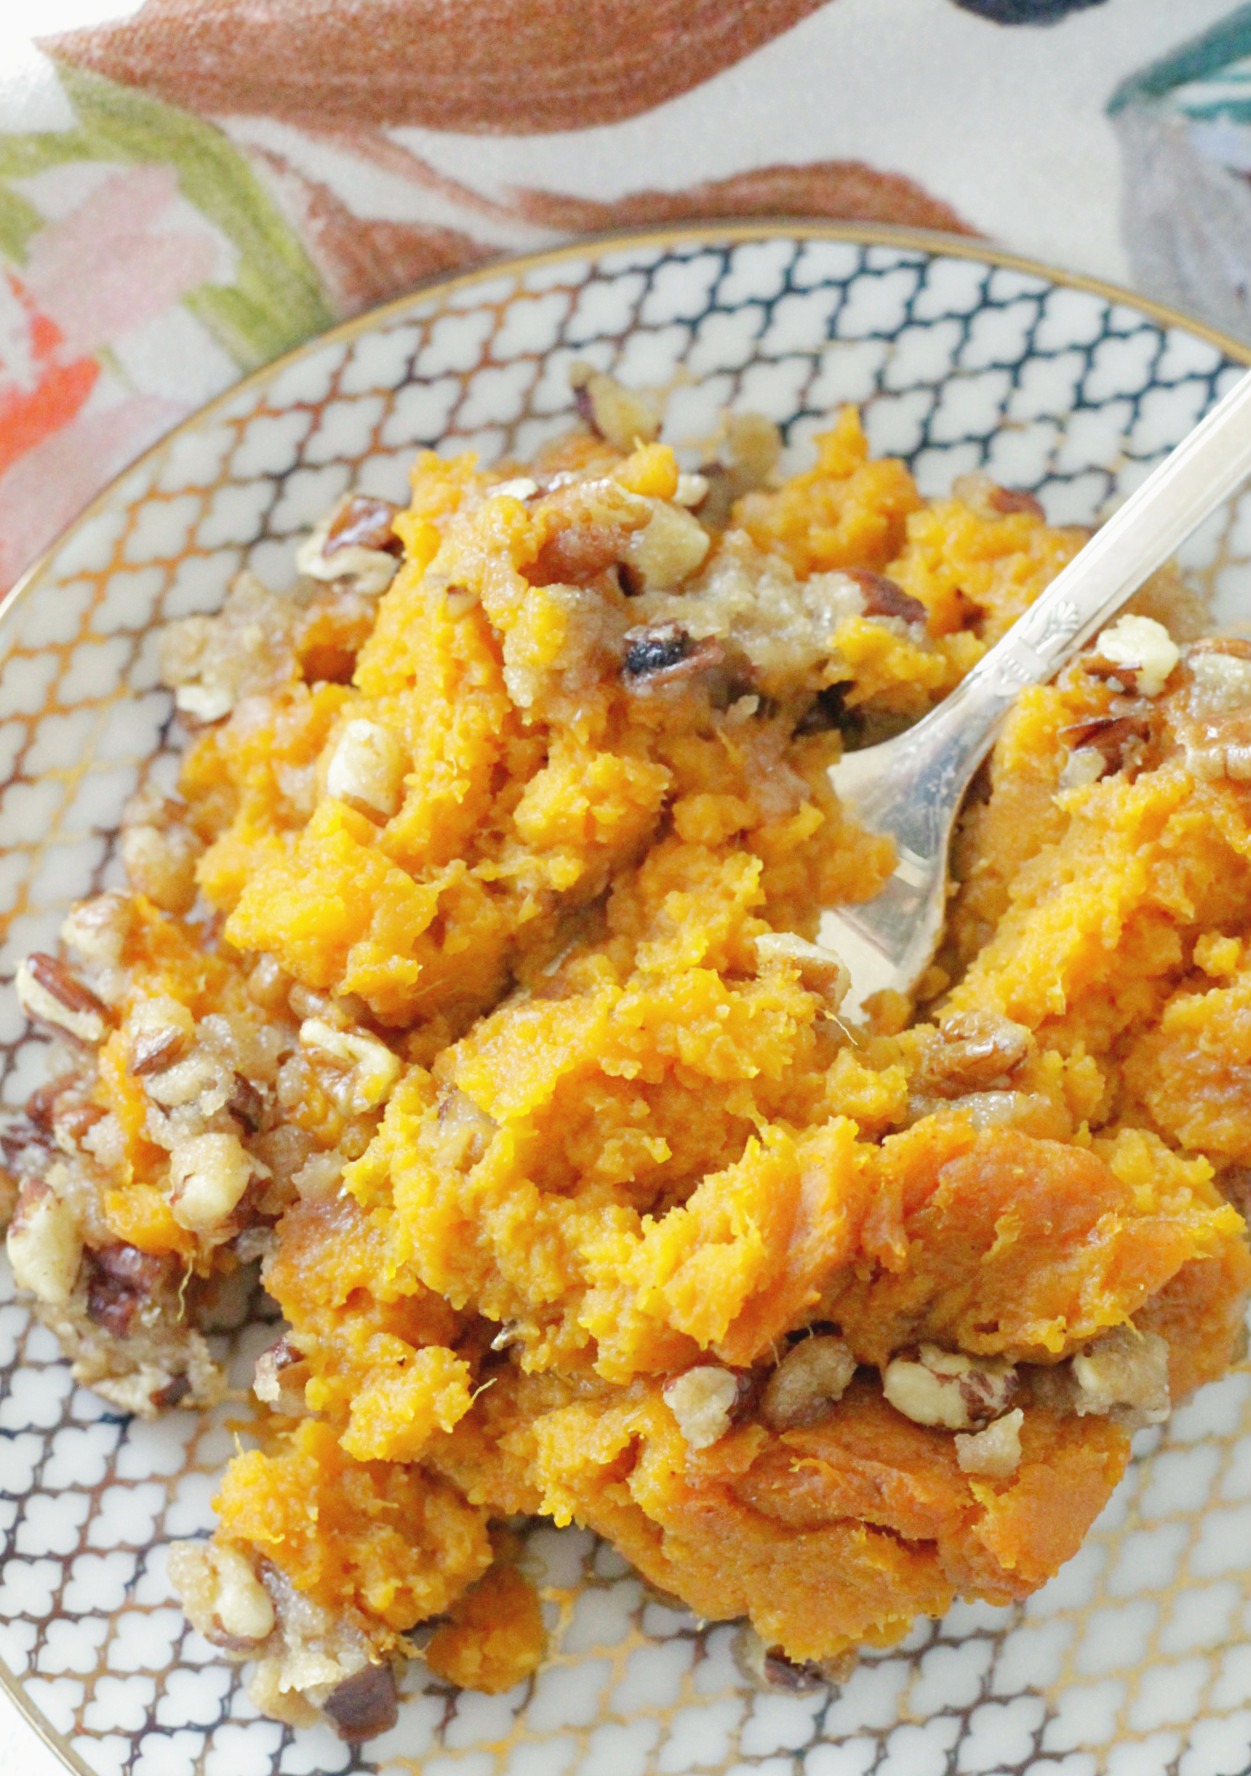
xmin=3 ymin=223 xmax=1251 ymax=1776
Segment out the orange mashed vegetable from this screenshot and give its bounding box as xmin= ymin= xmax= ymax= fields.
xmin=46 ymin=402 xmax=1251 ymax=1726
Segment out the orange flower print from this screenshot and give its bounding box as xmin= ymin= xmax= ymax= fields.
xmin=0 ymin=272 xmax=99 ymax=482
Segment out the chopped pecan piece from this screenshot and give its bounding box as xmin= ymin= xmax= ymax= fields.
xmin=127 ymin=997 xmax=196 ymax=1077
xmin=17 ymin=955 xmax=109 ymax=1044
xmin=914 ymin=1012 xmax=1030 ymax=1097
xmin=754 ymin=933 xmax=850 ymax=1012
xmin=569 ymin=364 xmax=661 ymax=449
xmin=6 ymin=1180 xmax=83 ymax=1305
xmin=228 ymin=1073 xmax=266 ymax=1134
xmin=254 ymin=1335 xmax=310 ymax=1414
xmin=325 ymin=719 xmax=408 ymax=822
xmin=532 ymin=519 xmax=632 ymax=588
xmin=761 ymin=1334 xmax=856 ymax=1430
xmin=663 ymin=1365 xmax=750 ymax=1452
xmin=323 ymin=494 xmax=402 ymax=559
xmin=168 ymin=1541 xmax=277 ymax=1651
xmin=1060 ymin=711 xmax=1152 ymax=783
xmin=120 ymin=791 xmax=204 ymax=914
xmin=953 ymin=472 xmax=1044 ymax=522
xmin=1071 ymin=1325 xmax=1170 ymax=1430
xmin=85 ymin=1243 xmax=172 ymax=1338
xmin=621 ymin=502 xmax=709 ymax=593
xmin=844 ymin=568 xmax=927 ymax=627
xmin=1084 ymin=614 xmax=1180 ymax=699
xmin=955 ymin=1408 xmax=1024 ymax=1478
xmin=169 ymin=1132 xmax=259 ymax=1233
xmin=733 ymin=1623 xmax=852 ymax=1693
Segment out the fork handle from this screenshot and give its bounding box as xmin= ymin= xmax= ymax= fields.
xmin=847 ymin=366 xmax=1251 ymax=860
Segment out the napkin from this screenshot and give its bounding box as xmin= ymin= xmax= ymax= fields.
xmin=0 ymin=0 xmax=1241 ymax=589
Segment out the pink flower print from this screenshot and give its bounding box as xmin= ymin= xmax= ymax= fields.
xmin=20 ymin=162 xmax=226 ymax=358
xmin=0 ymin=390 xmax=183 ymax=589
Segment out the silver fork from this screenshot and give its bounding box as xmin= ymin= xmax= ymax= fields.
xmin=822 ymin=369 xmax=1251 ymax=1016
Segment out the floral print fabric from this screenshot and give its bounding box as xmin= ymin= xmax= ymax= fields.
xmin=0 ymin=0 xmax=1244 ymax=586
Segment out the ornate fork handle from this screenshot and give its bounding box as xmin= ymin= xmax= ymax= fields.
xmin=842 ymin=368 xmax=1251 ymax=865
xmin=825 ymin=369 xmax=1251 ymax=1009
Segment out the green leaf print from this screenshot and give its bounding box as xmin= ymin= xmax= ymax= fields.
xmin=1 ymin=58 xmax=335 ymax=365
xmin=0 ymin=184 xmax=45 ymax=265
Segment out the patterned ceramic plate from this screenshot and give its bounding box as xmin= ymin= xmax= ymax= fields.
xmin=4 ymin=223 xmax=1251 ymax=1776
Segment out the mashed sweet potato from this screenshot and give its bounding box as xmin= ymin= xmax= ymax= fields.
xmin=6 ymin=388 xmax=1251 ymax=1739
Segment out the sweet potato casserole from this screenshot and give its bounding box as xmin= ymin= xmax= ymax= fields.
xmin=4 ymin=372 xmax=1251 ymax=1739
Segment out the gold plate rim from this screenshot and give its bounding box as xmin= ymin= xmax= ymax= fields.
xmin=3 ymin=214 xmax=1251 ymax=1776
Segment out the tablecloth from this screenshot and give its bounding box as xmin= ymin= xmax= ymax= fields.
xmin=3 ymin=0 xmax=1251 ymax=1767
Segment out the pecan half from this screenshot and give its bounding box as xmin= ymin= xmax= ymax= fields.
xmin=883 ymin=1344 xmax=1019 ymax=1430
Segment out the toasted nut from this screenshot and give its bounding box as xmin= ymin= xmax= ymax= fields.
xmin=725 ymin=412 xmax=781 ymax=489
xmin=1188 ymin=644 xmax=1251 ymax=716
xmin=674 ymin=471 xmax=710 ymax=508
xmin=126 ymin=996 xmax=196 ymax=1077
xmin=17 ymin=955 xmax=108 ymax=1044
xmin=168 ymin=1540 xmax=276 ymax=1648
xmin=120 ymin=793 xmax=204 ymax=914
xmin=296 ymin=497 xmax=401 ymax=597
xmin=6 ymin=1182 xmax=83 ymax=1305
xmin=754 ymin=932 xmax=849 ymax=1013
xmin=1088 ymin=614 xmax=1180 ymax=698
xmin=325 ymin=719 xmax=408 ymax=822
xmin=883 ymin=1344 xmax=1019 ymax=1431
xmin=915 ymin=1011 xmax=1030 ymax=1097
xmin=174 ymin=680 xmax=236 ymax=723
xmin=955 ymin=1407 xmax=1024 ymax=1478
xmin=322 ymin=493 xmax=402 ymax=558
xmin=621 ymin=502 xmax=710 ymax=592
xmin=570 ymin=364 xmax=661 ymax=448
xmin=168 ymin=1131 xmax=255 ymax=1232
xmin=663 ymin=1365 xmax=743 ymax=1451
xmin=299 ymin=1018 xmax=402 ymax=1111
xmin=443 ymin=585 xmax=480 ymax=618
xmin=60 ymin=892 xmax=133 ymax=968
xmin=85 ymin=1242 xmax=171 ymax=1338
xmin=732 ymin=1622 xmax=852 ymax=1693
xmin=843 ymin=568 xmax=927 ymax=627
xmin=1058 ymin=745 xmax=1112 ymax=790
xmin=1071 ymin=1325 xmax=1171 ymax=1429
xmin=953 ymin=473 xmax=1044 ymax=522
xmin=253 ymin=1335 xmax=309 ymax=1414
xmin=762 ymin=1335 xmax=856 ymax=1430
xmin=1060 ymin=711 xmax=1152 ymax=783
